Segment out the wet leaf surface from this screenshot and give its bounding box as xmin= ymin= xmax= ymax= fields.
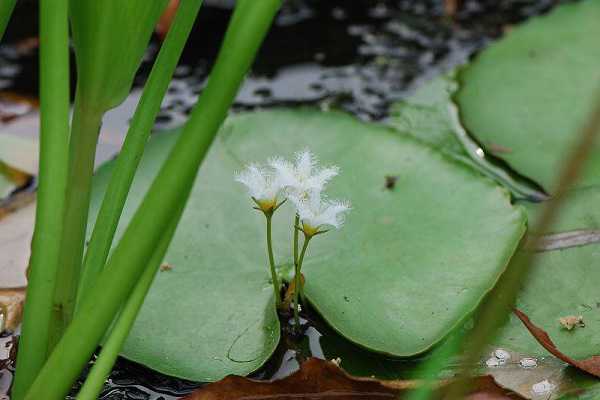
xmin=388 ymin=74 xmax=545 ymax=201
xmin=494 ymin=187 xmax=600 ymax=359
xmin=513 ymin=309 xmax=600 ymax=379
xmin=182 ymin=357 xmax=523 ymax=400
xmin=456 ymin=0 xmax=600 ymax=192
xmin=90 ymin=108 xmax=525 ymax=380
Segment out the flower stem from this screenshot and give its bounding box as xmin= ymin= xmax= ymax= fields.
xmin=292 ymin=213 xmax=306 ymax=305
xmin=293 ymin=235 xmax=311 ymax=330
xmin=266 ymin=213 xmax=281 ymax=308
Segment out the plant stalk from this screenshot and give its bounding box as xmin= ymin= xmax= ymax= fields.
xmin=76 ymin=0 xmax=204 ymax=309
xmin=293 ymin=213 xmax=306 ymax=305
xmin=24 ymin=2 xmax=282 ymax=399
xmin=0 ymin=0 xmax=16 ymax=41
xmin=50 ymin=93 xmax=103 ymax=347
xmin=293 ymin=235 xmax=311 ymax=329
xmin=266 ymin=213 xmax=281 ymax=308
xmin=11 ymin=0 xmax=70 ymax=398
xmin=75 ymin=215 xmax=179 ymax=400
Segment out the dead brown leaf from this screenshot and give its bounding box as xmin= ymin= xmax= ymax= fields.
xmin=0 ymin=288 xmax=25 ymax=332
xmin=181 ymin=358 xmax=523 ymax=400
xmin=514 ymin=308 xmax=600 ymax=378
xmin=282 ymin=273 xmax=305 ymax=311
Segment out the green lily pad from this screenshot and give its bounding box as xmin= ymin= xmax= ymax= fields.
xmin=90 ymin=109 xmax=525 ymax=379
xmin=389 ymin=73 xmax=545 ymax=201
xmin=495 ymin=186 xmax=600 ymax=358
xmin=456 ymin=0 xmax=600 ymax=192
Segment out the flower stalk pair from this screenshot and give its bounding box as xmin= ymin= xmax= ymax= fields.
xmin=236 ymin=150 xmax=351 ymax=328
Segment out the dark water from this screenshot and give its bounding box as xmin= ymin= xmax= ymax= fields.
xmin=0 ymin=0 xmax=564 ymax=398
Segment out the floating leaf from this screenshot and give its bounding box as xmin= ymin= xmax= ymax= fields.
xmin=456 ymin=0 xmax=600 ymax=192
xmin=89 ymin=109 xmax=525 ymax=380
xmin=182 ymin=357 xmax=524 ymax=400
xmin=495 ymin=187 xmax=600 ymax=359
xmin=514 ymin=309 xmax=600 ymax=378
xmin=389 ymin=74 xmax=545 ymax=200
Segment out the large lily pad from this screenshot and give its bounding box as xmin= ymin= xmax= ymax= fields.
xmin=389 ymin=74 xmax=545 ymax=201
xmin=495 ymin=186 xmax=600 ymax=358
xmin=90 ymin=109 xmax=525 ymax=379
xmin=456 ymin=0 xmax=600 ymax=192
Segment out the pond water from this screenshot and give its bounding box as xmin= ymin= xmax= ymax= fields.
xmin=0 ymin=0 xmax=564 ymax=398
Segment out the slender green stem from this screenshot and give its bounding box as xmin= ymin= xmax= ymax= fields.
xmin=76 ymin=215 xmax=179 ymax=400
xmin=24 ymin=2 xmax=282 ymax=399
xmin=293 ymin=213 xmax=306 ymax=305
xmin=11 ymin=1 xmax=70 ymax=398
xmin=293 ymin=235 xmax=311 ymax=329
xmin=0 ymin=0 xmax=15 ymax=42
xmin=50 ymin=93 xmax=103 ymax=347
xmin=76 ymin=0 xmax=204 ymax=310
xmin=266 ymin=213 xmax=281 ymax=308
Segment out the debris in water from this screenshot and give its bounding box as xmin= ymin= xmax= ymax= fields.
xmin=558 ymin=315 xmax=584 ymax=330
xmin=493 ymin=349 xmax=510 ymax=361
xmin=485 ymin=357 xmax=501 ymax=367
xmin=384 ymin=175 xmax=398 ymax=190
xmin=531 ymin=379 xmax=555 ymax=395
xmin=160 ymin=263 xmax=174 ymax=272
xmin=519 ymin=357 xmax=537 ymax=368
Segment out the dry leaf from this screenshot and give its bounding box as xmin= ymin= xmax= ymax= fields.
xmin=282 ymin=273 xmax=305 ymax=311
xmin=0 ymin=288 xmax=25 ymax=332
xmin=514 ymin=309 xmax=600 ymax=378
xmin=182 ymin=357 xmax=523 ymax=400
xmin=156 ymin=0 xmax=180 ymax=39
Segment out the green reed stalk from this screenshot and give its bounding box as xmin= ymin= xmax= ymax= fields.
xmin=76 ymin=215 xmax=179 ymax=400
xmin=24 ymin=2 xmax=282 ymax=399
xmin=76 ymin=0 xmax=204 ymax=308
xmin=0 ymin=0 xmax=16 ymax=41
xmin=11 ymin=0 xmax=70 ymax=398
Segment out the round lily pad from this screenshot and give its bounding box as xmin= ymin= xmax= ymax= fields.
xmin=495 ymin=186 xmax=600 ymax=358
xmin=90 ymin=108 xmax=525 ymax=380
xmin=456 ymin=0 xmax=600 ymax=192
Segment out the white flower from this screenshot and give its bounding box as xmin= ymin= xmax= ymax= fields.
xmin=235 ymin=163 xmax=283 ymax=212
xmin=290 ymin=190 xmax=351 ymax=236
xmin=269 ymin=149 xmax=339 ymax=200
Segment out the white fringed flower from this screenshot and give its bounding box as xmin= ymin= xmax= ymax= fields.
xmin=290 ymin=190 xmax=351 ymax=237
xmin=235 ymin=163 xmax=284 ymax=212
xmin=269 ymin=149 xmax=339 ymax=200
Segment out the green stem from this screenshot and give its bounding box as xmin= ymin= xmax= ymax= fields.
xmin=76 ymin=215 xmax=179 ymax=400
xmin=50 ymin=93 xmax=103 ymax=347
xmin=293 ymin=213 xmax=306 ymax=304
xmin=293 ymin=235 xmax=311 ymax=330
xmin=11 ymin=0 xmax=70 ymax=398
xmin=24 ymin=2 xmax=282 ymax=399
xmin=0 ymin=0 xmax=16 ymax=42
xmin=76 ymin=0 xmax=204 ymax=310
xmin=266 ymin=213 xmax=281 ymax=308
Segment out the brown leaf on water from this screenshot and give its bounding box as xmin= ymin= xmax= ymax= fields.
xmin=514 ymin=308 xmax=600 ymax=378
xmin=0 ymin=288 xmax=25 ymax=332
xmin=182 ymin=357 xmax=523 ymax=400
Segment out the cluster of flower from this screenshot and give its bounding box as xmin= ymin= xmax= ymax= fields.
xmin=235 ymin=149 xmax=351 ymax=237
